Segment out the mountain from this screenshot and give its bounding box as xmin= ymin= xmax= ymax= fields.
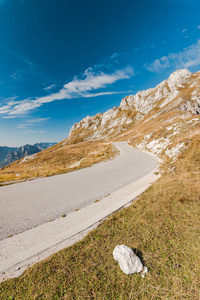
xmin=68 ymin=69 xmax=200 ymax=143
xmin=0 ymin=142 xmax=57 ymax=168
xmin=34 ymin=142 xmax=57 ymax=151
xmin=0 ymin=147 xmax=17 ymax=162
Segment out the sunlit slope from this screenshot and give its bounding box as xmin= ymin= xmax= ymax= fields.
xmin=68 ymin=69 xmax=200 ymax=142
xmin=0 ymin=141 xmax=117 ymax=184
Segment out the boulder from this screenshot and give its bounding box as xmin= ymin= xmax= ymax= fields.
xmin=113 ymin=245 xmax=147 ymax=275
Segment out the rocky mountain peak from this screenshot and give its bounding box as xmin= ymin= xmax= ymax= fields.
xmin=168 ymin=68 xmax=191 ymax=81
xmin=167 ymin=68 xmax=192 ymax=89
xmin=0 ymin=142 xmax=57 ymax=168
xmin=68 ymin=69 xmax=200 ymax=142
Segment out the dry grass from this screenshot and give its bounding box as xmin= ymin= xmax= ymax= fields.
xmin=114 ymin=110 xmax=184 ymax=144
xmin=0 ymin=129 xmax=200 ymax=299
xmin=0 ymin=141 xmax=117 ymax=184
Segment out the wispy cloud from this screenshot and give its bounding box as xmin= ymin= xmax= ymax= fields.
xmin=146 ymin=39 xmax=200 ymax=72
xmin=81 ymin=90 xmax=133 ymax=98
xmin=44 ymin=84 xmax=56 ymax=91
xmin=0 ymin=66 xmax=134 ymax=117
xmin=10 ymin=71 xmax=23 ymax=80
xmin=27 ymin=118 xmax=50 ymax=123
xmin=181 ymin=28 xmax=187 ymax=33
xmin=198 ymin=25 xmax=200 ymax=29
xmin=24 ymin=130 xmax=36 ymax=134
xmin=7 ymin=49 xmax=34 ymax=67
xmin=7 ymin=49 xmax=37 ymax=81
xmin=17 ymin=124 xmax=28 ymax=129
xmin=0 ymin=100 xmax=19 ymax=115
xmin=2 ymin=116 xmax=16 ymax=119
xmin=17 ymin=117 xmax=49 ymax=129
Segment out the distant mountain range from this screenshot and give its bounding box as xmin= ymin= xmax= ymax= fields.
xmin=0 ymin=142 xmax=57 ymax=168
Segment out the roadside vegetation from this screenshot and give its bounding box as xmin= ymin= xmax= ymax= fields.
xmin=0 ymin=141 xmax=117 ymax=185
xmin=0 ymin=118 xmax=199 ymax=299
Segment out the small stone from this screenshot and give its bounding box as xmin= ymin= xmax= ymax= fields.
xmin=113 ymin=245 xmax=143 ymax=275
xmin=143 ymin=266 xmax=148 ymax=274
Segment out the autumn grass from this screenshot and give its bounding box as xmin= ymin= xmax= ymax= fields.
xmin=0 ymin=141 xmax=117 ymax=184
xmin=0 ymin=132 xmax=200 ymax=299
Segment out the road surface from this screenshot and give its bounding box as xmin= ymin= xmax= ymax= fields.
xmin=0 ymin=142 xmax=157 ymax=240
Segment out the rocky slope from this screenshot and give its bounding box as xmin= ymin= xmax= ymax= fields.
xmin=0 ymin=142 xmax=57 ymax=168
xmin=0 ymin=147 xmax=17 ymax=163
xmin=68 ymin=69 xmax=200 ymax=142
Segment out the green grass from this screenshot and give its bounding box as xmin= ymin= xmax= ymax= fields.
xmin=1 ymin=138 xmax=200 ymax=299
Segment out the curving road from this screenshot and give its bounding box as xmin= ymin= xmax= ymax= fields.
xmin=0 ymin=142 xmax=157 ymax=240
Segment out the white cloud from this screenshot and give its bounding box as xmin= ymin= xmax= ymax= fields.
xmin=17 ymin=118 xmax=49 ymax=129
xmin=2 ymin=116 xmax=16 ymax=119
xmin=10 ymin=71 xmax=23 ymax=80
xmin=181 ymin=28 xmax=187 ymax=33
xmin=198 ymin=25 xmax=200 ymax=29
xmin=62 ymin=66 xmax=133 ymax=94
xmin=27 ymin=118 xmax=50 ymax=123
xmin=82 ymin=90 xmax=133 ymax=98
xmin=44 ymin=84 xmax=56 ymax=91
xmin=24 ymin=130 xmax=36 ymax=134
xmin=18 ymin=124 xmax=27 ymax=129
xmin=0 ymin=100 xmax=18 ymax=115
xmin=146 ymin=39 xmax=200 ymax=72
xmin=0 ymin=66 xmax=134 ymax=117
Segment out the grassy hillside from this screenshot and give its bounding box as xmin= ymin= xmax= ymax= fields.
xmin=0 ymin=118 xmax=199 ymax=299
xmin=0 ymin=141 xmax=117 ymax=185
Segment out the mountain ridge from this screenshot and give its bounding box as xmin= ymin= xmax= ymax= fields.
xmin=68 ymin=68 xmax=200 ymax=143
xmin=0 ymin=142 xmax=57 ymax=168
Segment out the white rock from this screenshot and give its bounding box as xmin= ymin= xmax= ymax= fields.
xmin=165 ymin=142 xmax=185 ymax=158
xmin=19 ymin=154 xmax=36 ymax=164
xmin=167 ymin=68 xmax=191 ymax=90
xmin=113 ymin=245 xmax=143 ymax=275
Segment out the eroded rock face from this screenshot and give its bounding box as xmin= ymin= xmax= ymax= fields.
xmin=120 ymin=68 xmax=192 ymax=112
xmin=68 ymin=68 xmax=200 ymax=141
xmin=113 ymin=245 xmax=143 ymax=275
xmin=180 ymin=101 xmax=200 ymax=115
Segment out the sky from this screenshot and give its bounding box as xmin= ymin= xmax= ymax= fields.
xmin=0 ymin=0 xmax=200 ymax=146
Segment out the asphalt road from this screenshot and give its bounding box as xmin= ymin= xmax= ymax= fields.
xmin=0 ymin=142 xmax=157 ymax=240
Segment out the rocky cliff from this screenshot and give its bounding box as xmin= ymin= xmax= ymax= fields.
xmin=68 ymin=69 xmax=200 ymax=142
xmin=0 ymin=146 xmax=17 ymax=163
xmin=0 ymin=142 xmax=57 ymax=168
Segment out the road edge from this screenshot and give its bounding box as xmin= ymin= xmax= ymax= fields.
xmin=0 ymin=147 xmax=160 ymax=282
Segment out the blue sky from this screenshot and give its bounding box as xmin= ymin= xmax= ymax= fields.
xmin=0 ymin=0 xmax=200 ymax=146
